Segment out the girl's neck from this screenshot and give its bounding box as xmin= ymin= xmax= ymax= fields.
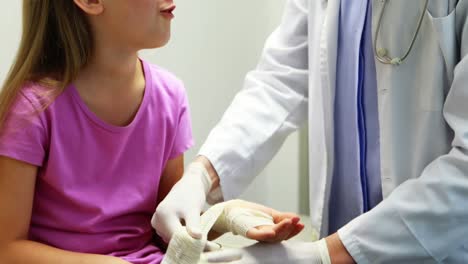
xmin=71 ymin=43 xmax=147 ymax=127
xmin=75 ymin=42 xmax=144 ymax=95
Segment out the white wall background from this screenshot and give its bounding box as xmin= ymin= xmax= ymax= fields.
xmin=0 ymin=1 xmax=308 ymax=214
xmin=0 ymin=3 xmax=22 ymax=84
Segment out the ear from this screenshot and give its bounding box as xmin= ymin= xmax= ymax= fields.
xmin=73 ymin=0 xmax=104 ymax=16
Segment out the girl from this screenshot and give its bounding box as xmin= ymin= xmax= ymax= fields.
xmin=0 ymin=1 xmax=303 ymax=263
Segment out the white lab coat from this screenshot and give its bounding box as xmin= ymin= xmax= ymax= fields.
xmin=199 ymin=0 xmax=468 ymax=262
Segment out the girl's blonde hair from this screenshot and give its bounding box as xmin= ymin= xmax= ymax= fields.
xmin=0 ymin=0 xmax=93 ymax=127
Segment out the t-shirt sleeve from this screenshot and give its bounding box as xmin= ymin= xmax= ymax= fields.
xmin=0 ymin=91 xmax=48 ymax=166
xmin=168 ymin=85 xmax=194 ymax=159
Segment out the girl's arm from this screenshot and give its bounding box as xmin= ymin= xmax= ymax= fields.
xmin=157 ymin=155 xmax=185 ymax=205
xmin=0 ymin=156 xmax=130 ymax=264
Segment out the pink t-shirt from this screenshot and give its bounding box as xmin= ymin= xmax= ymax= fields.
xmin=0 ymin=60 xmax=193 ymax=263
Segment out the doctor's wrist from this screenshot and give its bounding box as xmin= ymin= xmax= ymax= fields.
xmin=325 ymin=233 xmax=355 ymax=264
xmin=195 ymin=155 xmax=220 ymax=190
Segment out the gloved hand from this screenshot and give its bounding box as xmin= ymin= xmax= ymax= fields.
xmin=152 ymin=162 xmax=212 ymax=243
xmin=201 ymin=240 xmax=331 ymax=264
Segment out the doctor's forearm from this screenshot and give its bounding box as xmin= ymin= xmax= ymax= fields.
xmin=195 ymin=155 xmax=220 ymax=190
xmin=326 ymin=233 xmax=356 ymax=264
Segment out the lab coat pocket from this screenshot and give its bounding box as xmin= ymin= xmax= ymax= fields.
xmin=418 ymin=9 xmax=456 ymax=112
xmin=427 ymin=0 xmax=457 ymax=18
xmin=427 ymin=6 xmax=457 ymax=75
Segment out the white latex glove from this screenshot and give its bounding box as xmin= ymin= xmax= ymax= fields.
xmin=201 ymin=240 xmax=331 ymax=264
xmin=152 ymin=162 xmax=212 ymax=243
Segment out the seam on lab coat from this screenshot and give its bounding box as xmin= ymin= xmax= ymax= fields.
xmin=294 ymin=0 xmax=309 ymax=13
xmin=337 ymin=224 xmax=372 ymax=264
xmin=396 ymin=208 xmax=439 ymax=261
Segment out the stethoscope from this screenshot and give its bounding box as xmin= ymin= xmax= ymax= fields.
xmin=374 ymin=0 xmax=429 ymax=66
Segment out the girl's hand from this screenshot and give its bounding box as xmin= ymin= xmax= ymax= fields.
xmin=248 ymin=208 xmax=304 ymax=243
xmin=213 ymin=200 xmax=305 ymax=243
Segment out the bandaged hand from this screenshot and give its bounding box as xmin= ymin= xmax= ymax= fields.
xmin=213 ymin=200 xmax=304 ymax=242
xmin=152 ymin=162 xmax=212 ymax=243
xmin=202 ymin=240 xmax=331 ymax=264
xmin=161 ymin=201 xmax=305 ymax=264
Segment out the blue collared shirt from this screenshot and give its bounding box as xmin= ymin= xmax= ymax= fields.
xmin=328 ymin=0 xmax=382 ymax=234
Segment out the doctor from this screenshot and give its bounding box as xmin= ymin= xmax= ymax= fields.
xmin=154 ymin=0 xmax=468 ymax=263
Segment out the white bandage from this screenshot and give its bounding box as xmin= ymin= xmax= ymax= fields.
xmin=213 ymin=207 xmax=274 ymax=236
xmin=162 ymin=226 xmax=207 ymax=264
